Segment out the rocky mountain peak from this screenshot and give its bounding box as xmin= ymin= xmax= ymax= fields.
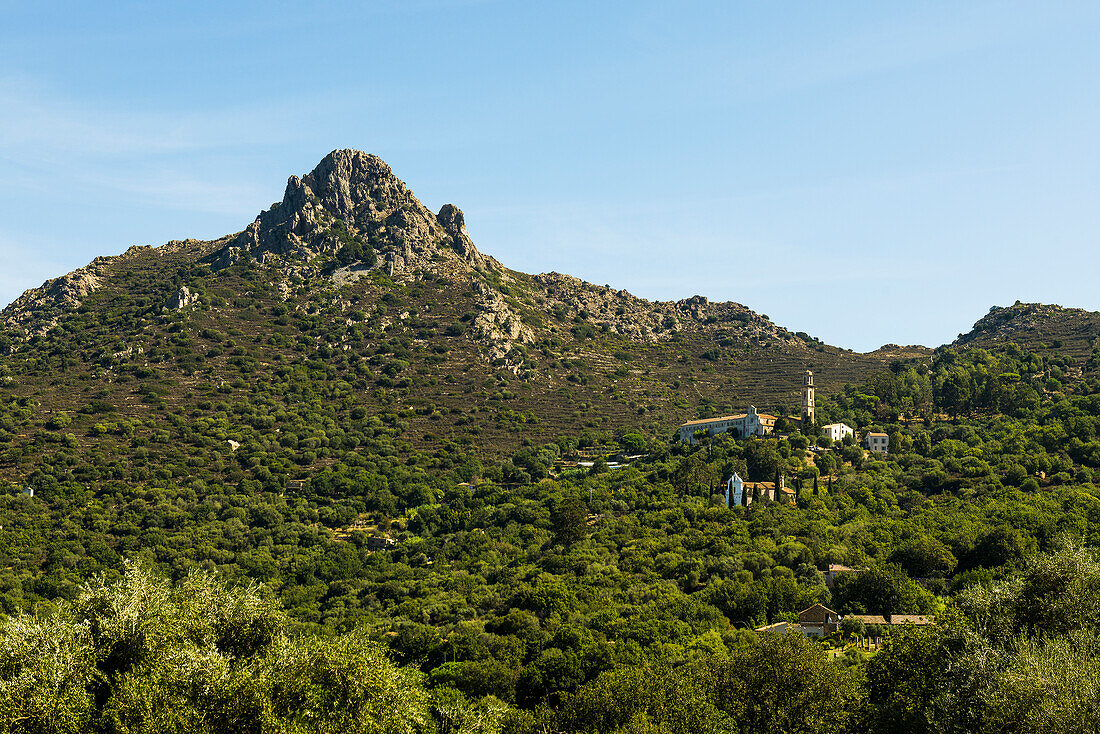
xmin=436 ymin=203 xmax=484 ymax=266
xmin=299 ymin=149 xmax=412 ymax=222
xmin=209 ymin=149 xmax=487 ymax=276
xmin=952 ymin=301 xmax=1100 ymax=358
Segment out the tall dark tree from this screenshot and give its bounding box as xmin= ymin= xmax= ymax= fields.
xmin=552 ymin=496 xmax=589 ymax=546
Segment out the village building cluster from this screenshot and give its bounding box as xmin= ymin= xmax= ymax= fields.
xmin=756 ymin=603 xmax=934 ymax=639
xmin=724 ymin=473 xmax=796 ymax=506
xmin=677 ymin=370 xmax=890 ymax=453
xmin=756 ymin=566 xmax=934 ymax=639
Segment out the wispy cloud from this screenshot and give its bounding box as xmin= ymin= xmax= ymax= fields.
xmin=0 ymin=77 xmax=305 ymax=215
xmin=0 ymin=77 xmax=290 ymax=155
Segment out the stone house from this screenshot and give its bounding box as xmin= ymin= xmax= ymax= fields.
xmin=863 ymin=432 xmax=889 ymax=454
xmin=798 ymin=603 xmax=839 ymax=637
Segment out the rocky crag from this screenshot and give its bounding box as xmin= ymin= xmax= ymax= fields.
xmin=1 ymin=150 xmax=835 ymax=365
xmin=953 ymin=301 xmax=1100 ymax=359
xmin=0 ymin=149 xmax=925 ymax=444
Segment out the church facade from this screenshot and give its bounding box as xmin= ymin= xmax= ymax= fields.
xmin=724 ymin=472 xmax=794 ymax=506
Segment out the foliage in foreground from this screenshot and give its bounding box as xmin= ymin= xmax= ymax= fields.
xmin=10 ymin=547 xmax=1100 ymax=733
xmin=0 ymin=562 xmax=430 ymax=734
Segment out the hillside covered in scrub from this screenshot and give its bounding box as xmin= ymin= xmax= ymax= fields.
xmin=0 ymin=150 xmax=901 ymax=462
xmin=4 ymin=150 xmax=1100 ymax=732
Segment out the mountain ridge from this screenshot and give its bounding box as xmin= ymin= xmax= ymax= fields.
xmin=2 ymin=149 xmax=1095 ymax=461
xmin=951 ymin=301 xmax=1100 ymax=359
xmin=0 ymin=149 xmax=905 ymax=358
xmin=5 ymin=151 xmax=1100 ymax=365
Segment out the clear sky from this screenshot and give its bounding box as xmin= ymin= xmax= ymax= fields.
xmin=2 ymin=1 xmax=1099 ymax=351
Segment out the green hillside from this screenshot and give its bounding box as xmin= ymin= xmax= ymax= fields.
xmin=5 ymin=150 xmax=1100 ymax=733
xmin=954 ymin=301 xmax=1100 ymax=359
xmin=0 ymin=150 xmax=891 ymax=483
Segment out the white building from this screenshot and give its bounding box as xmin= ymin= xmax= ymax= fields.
xmin=821 ymin=423 xmax=854 ymax=443
xmin=678 ymin=406 xmax=777 ymax=444
xmin=864 ymin=432 xmax=889 ymax=454
xmin=725 ymin=473 xmax=792 ymax=506
xmin=726 ymin=473 xmax=745 ymax=507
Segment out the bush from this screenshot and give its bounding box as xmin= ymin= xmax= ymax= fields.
xmin=0 ymin=562 xmax=430 ymax=734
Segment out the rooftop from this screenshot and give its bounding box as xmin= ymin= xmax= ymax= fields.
xmin=680 ymin=415 xmax=744 ymax=427
xmin=680 ymin=412 xmax=778 ymax=427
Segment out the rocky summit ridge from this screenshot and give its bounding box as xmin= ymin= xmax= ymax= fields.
xmin=0 ymin=149 xmax=826 ymax=365
xmin=208 ymin=149 xmax=489 ymax=276
xmin=952 ymin=301 xmax=1100 ymax=359
xmin=6 ymin=148 xmax=1092 ymax=372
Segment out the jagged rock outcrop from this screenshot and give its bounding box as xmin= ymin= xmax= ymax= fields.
xmin=208 ymin=149 xmax=493 ymax=280
xmin=199 ymin=148 xmax=538 ymax=360
xmin=471 ymin=282 xmax=535 ymax=361
xmin=437 ymin=204 xmax=486 ymax=270
xmin=530 ymin=272 xmax=804 ymax=346
xmin=165 ymin=286 xmax=199 ymax=310
xmin=2 ymin=259 xmax=107 ymax=337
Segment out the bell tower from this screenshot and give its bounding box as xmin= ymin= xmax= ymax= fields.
xmin=801 ymin=370 xmax=815 ymax=426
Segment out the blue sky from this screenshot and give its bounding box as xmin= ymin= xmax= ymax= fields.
xmin=2 ymin=1 xmax=1099 ymax=351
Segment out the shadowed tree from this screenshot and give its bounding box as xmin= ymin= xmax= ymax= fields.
xmin=552 ymin=496 xmax=588 ymax=546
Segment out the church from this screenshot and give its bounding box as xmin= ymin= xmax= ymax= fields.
xmin=678 ymin=405 xmax=777 ymax=444
xmin=677 ymin=370 xmax=815 ymax=444
xmin=725 ymin=473 xmax=796 ymax=506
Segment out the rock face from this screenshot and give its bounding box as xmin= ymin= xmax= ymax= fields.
xmin=165 ymin=286 xmax=199 ymax=310
xmin=2 ymin=260 xmax=106 ymax=337
xmin=210 ymin=149 xmax=490 ymax=279
xmin=436 ymin=203 xmax=486 ymax=269
xmin=530 ymin=272 xmax=804 ymax=347
xmin=471 ymin=281 xmax=535 ymax=361
xmin=200 ymin=148 xmax=535 ymax=360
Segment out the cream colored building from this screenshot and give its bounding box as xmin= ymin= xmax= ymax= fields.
xmin=679 ymin=406 xmax=777 ymax=444
xmin=801 ymin=370 xmax=815 ymax=424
